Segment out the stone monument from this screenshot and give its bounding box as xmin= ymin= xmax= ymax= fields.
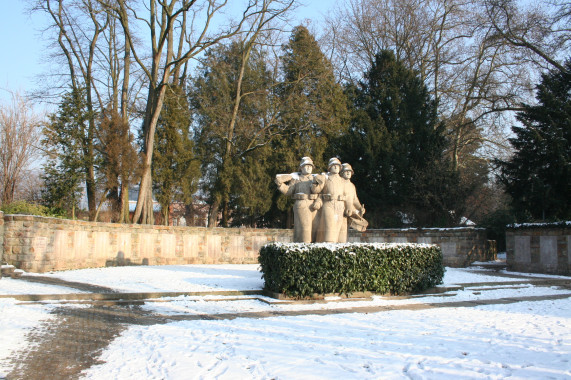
xmin=276 ymin=157 xmax=368 ymax=243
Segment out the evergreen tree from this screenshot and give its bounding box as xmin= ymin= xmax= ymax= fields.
xmin=153 ymin=84 xmax=200 ymax=225
xmin=274 ymin=25 xmax=349 ymax=171
xmin=41 ymin=88 xmax=94 ymax=217
xmin=335 ymin=50 xmax=459 ymax=227
xmin=98 ymin=109 xmax=140 ymax=223
xmin=498 ymin=60 xmax=571 ymax=221
xmin=268 ymin=26 xmax=349 ymax=227
xmin=190 ymin=40 xmax=275 ymax=227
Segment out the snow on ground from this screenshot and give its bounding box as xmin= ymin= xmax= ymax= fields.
xmin=16 ymin=264 xmax=565 ymax=294
xmin=22 ymin=264 xmax=264 ymax=293
xmin=1 ymin=265 xmax=570 ymax=379
xmin=0 ymin=299 xmax=58 ymax=376
xmin=80 ymin=300 xmax=571 ymax=380
xmin=138 ymin=284 xmax=570 ymax=316
xmin=0 ymin=276 xmax=88 ymax=295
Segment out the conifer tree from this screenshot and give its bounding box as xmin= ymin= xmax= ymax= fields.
xmin=97 ymin=109 xmax=139 ymax=223
xmin=269 ymin=26 xmax=349 ymax=227
xmin=498 ymin=60 xmax=571 ymax=221
xmin=153 ymin=85 xmax=200 ymax=225
xmin=191 ymin=41 xmax=275 ymax=227
xmin=274 ymin=26 xmax=349 ymax=171
xmin=337 ymin=50 xmax=459 ymax=227
xmin=41 ymin=88 xmax=95 ymax=217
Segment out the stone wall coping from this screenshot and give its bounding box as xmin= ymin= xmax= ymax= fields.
xmin=354 ymin=227 xmax=485 ymax=232
xmin=1 ymin=214 xmax=290 ymax=233
xmin=507 ymin=221 xmax=571 ymax=230
xmin=1 ymin=213 xmax=485 ymax=233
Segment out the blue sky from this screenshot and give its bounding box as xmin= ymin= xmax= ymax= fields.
xmin=0 ymin=1 xmax=47 ymax=101
xmin=0 ymin=1 xmax=336 ymax=104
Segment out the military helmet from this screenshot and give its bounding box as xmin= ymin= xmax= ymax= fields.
xmin=341 ymin=163 xmax=353 ymax=173
xmin=327 ymin=157 xmax=342 ymax=170
xmin=299 ymin=156 xmax=314 ymax=168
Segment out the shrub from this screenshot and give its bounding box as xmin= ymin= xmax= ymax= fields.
xmin=259 ymin=242 xmax=445 ymax=298
xmin=0 ymin=200 xmax=66 ymax=218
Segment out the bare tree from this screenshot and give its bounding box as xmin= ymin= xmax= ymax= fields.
xmin=30 ymin=0 xmax=146 ymax=222
xmin=104 ymin=0 xmax=295 ymax=224
xmin=483 ymin=0 xmax=571 ymax=73
xmin=203 ymin=0 xmax=295 ymax=227
xmin=0 ymin=92 xmax=44 ymax=206
xmin=322 ymin=0 xmax=538 ymax=171
xmin=31 ymin=0 xmax=111 ymax=220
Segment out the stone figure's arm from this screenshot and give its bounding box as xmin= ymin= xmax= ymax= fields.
xmin=353 ymin=192 xmax=364 ymax=215
xmin=311 ymin=174 xmax=326 ymax=194
xmin=278 ymin=181 xmax=299 ymax=197
xmin=275 ymin=174 xmax=296 ymax=196
xmin=275 ymin=173 xmax=293 ymax=185
xmin=342 ymin=182 xmax=353 ymax=216
xmin=277 ymin=183 xmax=292 ymax=196
xmin=310 ymin=197 xmax=322 ymax=211
xmin=345 ymin=183 xmax=364 ymax=216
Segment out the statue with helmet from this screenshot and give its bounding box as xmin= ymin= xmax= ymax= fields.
xmin=276 ymin=157 xmax=368 ymax=243
xmin=339 ymin=163 xmax=367 ymax=242
xmin=275 ymin=157 xmax=320 ymax=243
xmin=311 ymin=158 xmax=350 ymax=243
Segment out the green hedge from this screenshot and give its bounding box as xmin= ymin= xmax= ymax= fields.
xmin=259 ymin=242 xmax=445 ymax=298
xmin=1 ymin=201 xmax=66 ymax=218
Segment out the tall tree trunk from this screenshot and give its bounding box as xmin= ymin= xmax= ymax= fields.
xmin=119 ymin=183 xmax=130 ymax=223
xmin=119 ymin=9 xmax=132 ymax=224
xmin=132 ymin=83 xmax=168 ymax=224
xmin=222 ymin=200 xmax=230 ymax=227
xmin=84 ymin=127 xmax=97 ymax=221
xmin=208 ymin=199 xmax=220 ymax=228
xmin=163 ymin=205 xmax=169 ymax=226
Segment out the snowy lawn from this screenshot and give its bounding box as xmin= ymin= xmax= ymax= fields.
xmin=19 ymin=264 xmax=265 ymax=293
xmin=1 ymin=264 xmax=570 ymax=379
xmin=81 ymin=300 xmax=571 ymax=380
xmin=14 ymin=263 xmax=566 ymax=293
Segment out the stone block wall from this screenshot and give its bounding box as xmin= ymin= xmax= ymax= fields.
xmin=506 ymin=223 xmax=570 ymax=275
xmin=1 ymin=214 xmax=293 ymax=272
xmin=1 ymin=214 xmax=488 ymax=272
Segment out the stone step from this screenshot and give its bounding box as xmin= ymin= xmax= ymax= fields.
xmin=11 ymin=270 xmax=23 ymax=279
xmin=470 ymin=261 xmax=508 ymax=271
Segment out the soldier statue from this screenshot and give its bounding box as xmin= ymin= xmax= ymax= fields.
xmin=275 ymin=157 xmax=319 ymax=243
xmin=338 ymin=163 xmax=367 ymax=242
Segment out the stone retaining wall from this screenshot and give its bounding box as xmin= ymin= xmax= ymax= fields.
xmin=1 ymin=214 xmax=489 ymax=272
xmin=506 ymin=223 xmax=570 ymax=275
xmin=1 ymin=214 xmax=293 ymax=272
xmin=347 ymin=228 xmax=490 ymax=267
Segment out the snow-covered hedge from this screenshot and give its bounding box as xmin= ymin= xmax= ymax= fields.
xmin=259 ymin=242 xmax=444 ymax=298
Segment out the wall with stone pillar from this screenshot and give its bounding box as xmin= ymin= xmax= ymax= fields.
xmin=506 ymin=222 xmax=570 ymax=275
xmin=1 ymin=214 xmax=489 ymax=272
